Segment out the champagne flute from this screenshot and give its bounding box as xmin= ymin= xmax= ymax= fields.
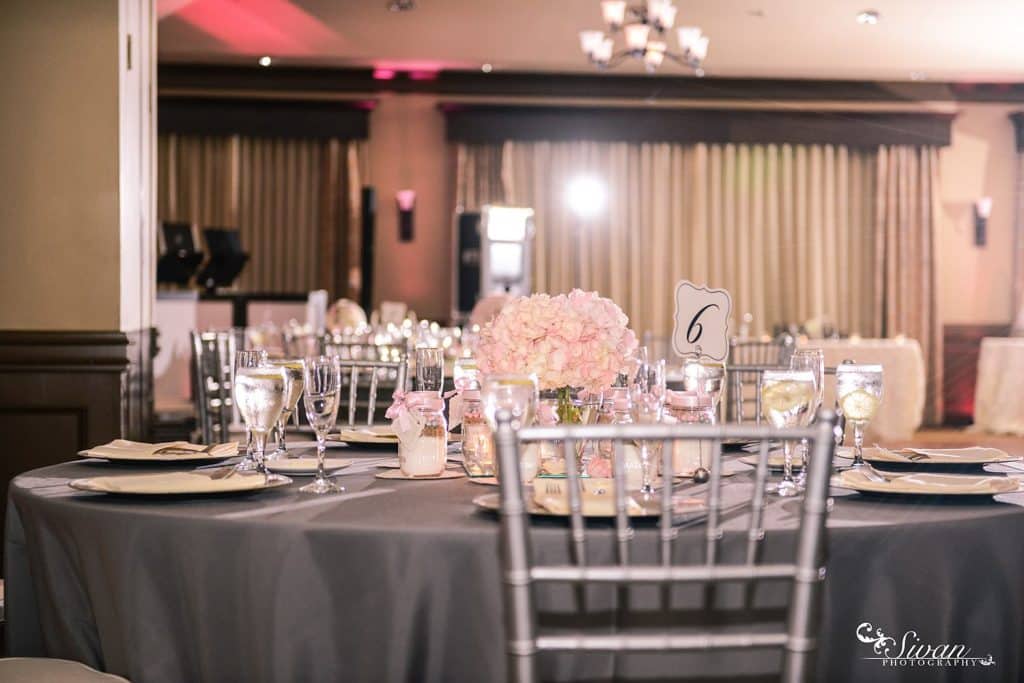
xmin=233 ymin=349 xmax=267 ymax=472
xmin=302 ymin=356 xmax=344 ymax=494
xmin=836 ymin=364 xmax=884 ymax=468
xmin=234 ymin=365 xmax=289 ymax=484
xmin=415 ymin=346 xmax=445 ymax=395
xmin=761 ymin=370 xmax=816 ymax=497
xmin=789 ymin=349 xmax=825 ymax=490
xmin=265 ymin=358 xmax=305 ymax=459
xmin=628 ymin=357 xmax=667 ymax=496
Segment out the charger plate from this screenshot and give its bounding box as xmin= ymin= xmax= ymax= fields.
xmin=77 ymin=440 xmax=237 ymax=465
xmin=834 ymin=470 xmax=1020 ymax=496
xmin=69 ymin=471 xmax=292 ymax=496
xmin=861 ymin=446 xmax=1019 ymax=466
xmin=472 ymin=491 xmax=705 ymax=518
xmin=265 ymin=458 xmax=352 ymax=475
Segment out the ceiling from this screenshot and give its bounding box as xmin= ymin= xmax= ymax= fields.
xmin=158 ymin=0 xmax=1024 ymax=82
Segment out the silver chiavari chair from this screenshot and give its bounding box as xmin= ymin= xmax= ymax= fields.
xmin=494 ymin=412 xmax=837 ymax=683
xmin=728 ymin=334 xmax=795 ymax=367
xmin=190 ymin=329 xmax=244 ymax=443
xmin=334 ymin=357 xmax=409 ymax=426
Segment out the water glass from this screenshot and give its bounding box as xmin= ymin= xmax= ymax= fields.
xmin=835 ymin=364 xmax=884 ymax=468
xmin=415 ymin=346 xmax=445 ymax=394
xmin=789 ymin=348 xmax=825 ymax=489
xmin=453 ymin=356 xmax=481 ymax=391
xmin=233 ymin=365 xmax=289 ymax=484
xmin=302 ymin=356 xmax=344 ymax=494
xmin=233 ymin=349 xmax=267 ymax=471
xmin=481 ymin=374 xmax=539 ymax=432
xmin=628 ymin=357 xmax=667 ymax=496
xmin=761 ymin=369 xmax=816 ymax=497
xmin=265 ymin=358 xmax=305 ymax=459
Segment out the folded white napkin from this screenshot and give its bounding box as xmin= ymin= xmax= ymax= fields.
xmin=81 ymin=440 xmax=238 ymax=461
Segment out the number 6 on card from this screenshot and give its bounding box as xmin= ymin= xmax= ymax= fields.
xmin=671 ymin=281 xmax=732 ymax=361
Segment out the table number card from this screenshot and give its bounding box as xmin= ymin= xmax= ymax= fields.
xmin=672 ymin=281 xmax=732 ymax=361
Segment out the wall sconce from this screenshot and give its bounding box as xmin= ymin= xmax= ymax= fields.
xmin=974 ymin=197 xmax=993 ymax=246
xmin=396 ymin=189 xmax=415 ymax=242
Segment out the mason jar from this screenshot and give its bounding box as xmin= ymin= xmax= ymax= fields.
xmin=398 ymin=393 xmax=448 ymax=477
xmin=664 ymin=390 xmax=715 ymax=476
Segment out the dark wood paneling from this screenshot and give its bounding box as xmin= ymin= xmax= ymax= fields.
xmin=159 ymin=63 xmax=1024 ymax=104
xmin=0 ymin=330 xmax=152 ymax=573
xmin=442 ymin=104 xmax=954 ymax=147
xmin=158 ymin=96 xmax=373 ymax=139
xmin=943 ymin=324 xmax=1011 ymax=425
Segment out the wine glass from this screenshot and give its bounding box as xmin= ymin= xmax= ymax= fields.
xmin=302 ymin=356 xmax=344 ymax=494
xmin=265 ymin=358 xmax=305 ymax=459
xmin=761 ymin=369 xmax=816 ymax=497
xmin=628 ymin=357 xmax=667 ymax=496
xmin=415 ymin=346 xmax=445 ymax=394
xmin=480 ymin=374 xmax=539 ymax=431
xmin=789 ymin=349 xmax=825 ymax=490
xmin=233 ymin=349 xmax=267 ymax=472
xmin=836 ymin=364 xmax=884 ymax=468
xmin=233 ymin=365 xmax=289 ymax=484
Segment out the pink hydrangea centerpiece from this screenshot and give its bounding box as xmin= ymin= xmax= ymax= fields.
xmin=476 ymin=289 xmax=638 ymax=402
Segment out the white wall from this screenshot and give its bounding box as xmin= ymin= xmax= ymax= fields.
xmin=938 ymin=103 xmax=1019 ymax=325
xmin=0 ymin=0 xmax=154 ymax=332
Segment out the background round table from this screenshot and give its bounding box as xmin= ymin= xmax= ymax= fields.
xmin=973 ymin=337 xmax=1024 ymax=436
xmin=6 ymin=448 xmax=1024 ymax=683
xmin=799 ymin=337 xmax=926 ymax=441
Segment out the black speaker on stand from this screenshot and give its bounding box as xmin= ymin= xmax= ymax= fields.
xmin=360 ymin=186 xmax=376 ymax=313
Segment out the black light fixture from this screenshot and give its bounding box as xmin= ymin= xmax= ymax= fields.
xmin=974 ymin=197 xmax=993 ymax=246
xmin=396 ymin=189 xmax=415 ymax=242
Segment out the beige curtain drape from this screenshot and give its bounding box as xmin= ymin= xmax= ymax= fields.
xmin=499 ymin=140 xmax=877 ymax=340
xmin=457 ymin=138 xmax=943 ymax=423
xmin=453 ymin=142 xmax=505 ymax=210
xmin=873 ymin=145 xmax=943 ymax=423
xmin=158 ymin=133 xmax=367 ymax=297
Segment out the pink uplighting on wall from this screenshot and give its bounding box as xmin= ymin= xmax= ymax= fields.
xmin=395 ymin=190 xmax=416 ymax=211
xmin=373 ymin=69 xmax=397 ymax=80
xmin=166 ymin=0 xmax=341 ymax=55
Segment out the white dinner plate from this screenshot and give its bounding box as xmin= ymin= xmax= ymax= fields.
xmin=833 ymin=469 xmax=1021 ymax=496
xmin=77 ymin=440 xmax=238 ymax=465
xmin=69 ymin=471 xmax=292 ymax=496
xmin=265 ymin=458 xmax=352 ymax=475
xmin=375 ymin=469 xmax=466 ymax=480
xmin=857 ymin=446 xmax=1020 ymax=466
xmin=328 ymin=425 xmax=399 ymax=446
xmin=472 ymin=491 xmax=705 ymax=518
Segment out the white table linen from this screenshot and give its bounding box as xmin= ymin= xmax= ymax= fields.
xmin=799 ymin=337 xmax=925 ymax=441
xmin=973 ymin=337 xmax=1024 ymax=436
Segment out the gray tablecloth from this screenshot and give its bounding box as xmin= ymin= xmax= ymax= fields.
xmin=5 ymin=449 xmax=1023 ymax=683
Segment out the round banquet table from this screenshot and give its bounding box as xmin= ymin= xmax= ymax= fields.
xmin=6 ymin=448 xmax=1024 ymax=683
xmin=973 ymin=337 xmax=1024 ymax=436
xmin=798 ymin=337 xmax=926 ymax=441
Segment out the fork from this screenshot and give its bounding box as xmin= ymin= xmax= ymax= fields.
xmin=873 ymin=444 xmax=928 ymax=462
xmin=155 ymin=443 xmax=218 ymax=456
xmin=200 ymin=465 xmax=238 ymax=480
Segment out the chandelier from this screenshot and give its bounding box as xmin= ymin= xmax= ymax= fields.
xmin=578 ymin=0 xmax=709 ymax=74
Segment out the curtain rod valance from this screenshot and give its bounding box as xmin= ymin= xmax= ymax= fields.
xmin=159 ymin=97 xmax=373 ymax=140
xmin=442 ymin=104 xmax=954 ymax=147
